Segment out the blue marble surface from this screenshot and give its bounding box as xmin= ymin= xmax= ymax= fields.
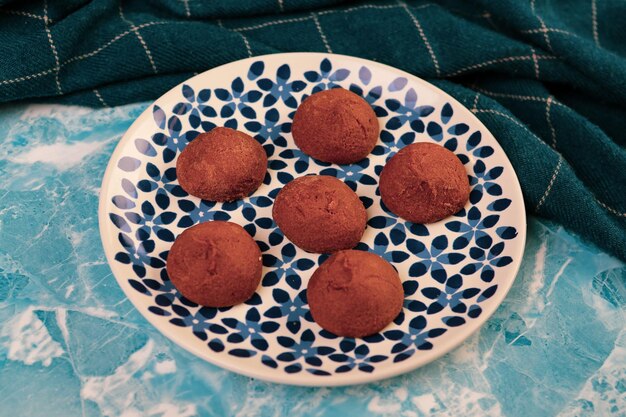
xmin=0 ymin=103 xmax=624 ymax=417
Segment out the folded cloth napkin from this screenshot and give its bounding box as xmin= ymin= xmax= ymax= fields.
xmin=1 ymin=0 xmax=624 ymax=261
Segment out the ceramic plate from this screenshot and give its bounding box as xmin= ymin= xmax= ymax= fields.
xmin=99 ymin=53 xmax=526 ymax=386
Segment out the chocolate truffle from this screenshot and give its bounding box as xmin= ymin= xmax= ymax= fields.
xmin=166 ymin=221 xmax=262 ymax=307
xmin=307 ymin=250 xmax=404 ymax=338
xmin=379 ymin=142 xmax=469 ymax=224
xmin=176 ymin=127 xmax=267 ymax=202
xmin=291 ymin=88 xmax=379 ymax=164
xmin=272 ymin=175 xmax=367 ymax=253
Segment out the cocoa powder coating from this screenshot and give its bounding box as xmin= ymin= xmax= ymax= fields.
xmin=176 ymin=127 xmax=267 ymax=202
xmin=166 ymin=221 xmax=262 ymax=307
xmin=272 ymin=175 xmax=367 ymax=253
xmin=379 ymin=142 xmax=469 ymax=224
xmin=307 ymin=250 xmax=404 ymax=338
xmin=292 ymin=88 xmax=379 ymax=164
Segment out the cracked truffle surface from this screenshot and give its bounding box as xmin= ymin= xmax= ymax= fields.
xmin=166 ymin=221 xmax=262 ymax=307
xmin=292 ymin=88 xmax=379 ymax=164
xmin=307 ymin=250 xmax=404 ymax=338
xmin=176 ymin=127 xmax=267 ymax=202
xmin=379 ymin=142 xmax=470 ymax=224
xmin=272 ymin=175 xmax=367 ymax=253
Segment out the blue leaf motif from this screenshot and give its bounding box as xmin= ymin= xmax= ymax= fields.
xmin=403 ymin=280 xmax=419 ymax=296
xmin=445 ymin=221 xmax=469 ymax=233
xmin=182 ymin=84 xmax=194 ymax=101
xmin=368 ymin=216 xmax=395 ymax=229
xmin=385 ymin=99 xmax=401 ymax=112
xmin=320 ymin=58 xmax=331 ymax=73
xmin=447 ymin=123 xmax=469 ymax=135
xmin=330 ymin=69 xmax=350 ymax=81
xmin=441 ymin=103 xmax=453 ymax=123
xmin=229 ymin=349 xmax=256 ymax=358
xmin=304 ymin=71 xmax=320 ymax=82
xmin=135 ymin=139 xmax=156 ymax=156
xmin=152 ymin=133 xmax=167 ymax=146
xmin=359 ymin=66 xmax=372 ymax=85
xmin=496 ymin=226 xmax=518 ymax=239
xmin=198 ymin=89 xmax=211 ymax=102
xmin=427 ymin=122 xmax=443 ymax=141
xmin=248 ymin=61 xmax=265 ymax=80
xmin=153 ymin=105 xmax=166 ymax=129
xmin=167 ymin=116 xmax=182 ymax=136
xmin=487 ymin=166 xmax=504 ymax=180
xmin=118 ymin=157 xmax=141 ymax=172
xmin=129 ymin=279 xmax=149 ymax=295
xmin=493 ymin=256 xmax=513 ymax=267
xmin=474 ymin=146 xmax=494 ymax=158
xmin=478 ymin=285 xmax=498 ymax=302
xmin=277 ymin=64 xmax=291 ymax=81
xmin=232 ymin=77 xmax=244 ymax=94
xmin=121 ymin=179 xmax=137 ymax=198
xmin=443 ymin=316 xmax=466 ymax=327
xmin=467 ymin=131 xmax=481 ymax=149
xmin=110 ymin=214 xmax=131 ymax=232
xmin=488 ymin=199 xmax=512 ymax=212
xmin=417 ymin=106 xmax=434 ymax=117
xmin=405 ymin=88 xmax=417 ymax=108
xmin=112 ymin=196 xmax=135 ymax=210
xmin=389 ymin=77 xmax=408 ymax=91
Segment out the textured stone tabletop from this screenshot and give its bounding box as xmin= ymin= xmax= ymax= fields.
xmin=0 ymin=103 xmax=624 ymax=417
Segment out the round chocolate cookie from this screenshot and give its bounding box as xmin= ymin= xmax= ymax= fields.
xmin=166 ymin=221 xmax=262 ymax=307
xmin=272 ymin=175 xmax=367 ymax=253
xmin=291 ymin=88 xmax=379 ymax=164
xmin=307 ymin=250 xmax=404 ymax=338
xmin=176 ymin=127 xmax=267 ymax=202
xmin=379 ymin=142 xmax=469 ymax=224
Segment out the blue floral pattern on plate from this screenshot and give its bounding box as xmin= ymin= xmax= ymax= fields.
xmin=100 ymin=53 xmax=526 ymax=386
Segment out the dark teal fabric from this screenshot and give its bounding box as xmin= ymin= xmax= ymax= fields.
xmin=1 ymin=0 xmax=625 ymax=261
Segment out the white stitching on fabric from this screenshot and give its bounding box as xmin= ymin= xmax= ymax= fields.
xmin=476 ymin=88 xmax=548 ymax=102
xmin=535 ymin=156 xmax=563 ymax=211
xmin=530 ymin=0 xmax=553 ymax=52
xmin=399 ymin=1 xmax=441 ymax=76
xmin=471 ymin=86 xmax=567 ymax=109
xmin=472 ymin=108 xmax=553 ymax=150
xmin=181 ymin=0 xmax=191 ymax=17
xmin=530 ymin=47 xmax=540 ymax=78
xmin=472 ymin=106 xmax=597 ymax=216
xmin=596 ymin=199 xmax=626 ymax=217
xmin=64 ymin=28 xmax=138 ymax=65
xmin=471 ymin=92 xmax=480 ymax=112
xmin=119 ymin=1 xmax=158 ymax=73
xmin=522 ymin=27 xmax=573 ymax=35
xmin=0 ymin=68 xmax=55 ymax=86
xmin=591 ymin=0 xmax=600 ymax=46
xmin=233 ymin=16 xmax=312 ymax=32
xmin=240 ymin=33 xmax=253 ymax=57
xmin=277 ymin=0 xmax=284 ymax=12
xmin=62 ymin=22 xmax=179 ymax=66
xmin=318 ymin=3 xmax=406 ymax=15
xmin=93 ymin=89 xmax=109 ymax=107
xmin=129 ymin=27 xmax=158 ymax=73
xmin=447 ymin=55 xmax=555 ymax=77
xmin=481 ymin=11 xmax=498 ymax=29
xmin=545 ymin=96 xmax=557 ymax=148
xmin=0 ymin=9 xmax=50 ymax=21
xmin=232 ymin=4 xmax=432 ymax=32
xmin=43 ymin=0 xmax=62 ymax=94
xmin=311 ymin=13 xmax=332 ymax=53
